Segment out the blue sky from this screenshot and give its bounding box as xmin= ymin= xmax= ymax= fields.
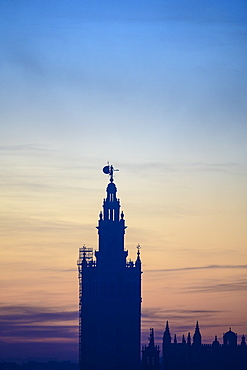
xmin=2 ymin=0 xmax=246 ymax=158
xmin=0 ymin=0 xmax=247 ymax=361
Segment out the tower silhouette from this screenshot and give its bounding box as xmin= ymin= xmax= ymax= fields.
xmin=78 ymin=165 xmax=142 ymax=370
xmin=192 ymin=321 xmax=202 ymax=346
xmin=142 ymin=328 xmax=160 ymax=369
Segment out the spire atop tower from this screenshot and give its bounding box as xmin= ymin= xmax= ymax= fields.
xmin=187 ymin=332 xmax=191 ymax=346
xmin=136 ymin=244 xmax=141 ymax=260
xmin=182 ymin=334 xmax=186 ymax=345
xmin=102 ymin=163 xmax=119 ymax=183
xmin=163 ymin=321 xmax=172 ymax=345
xmin=142 ymin=328 xmax=160 ymax=369
xmin=149 ymin=328 xmax=155 ymax=348
xmin=193 ymin=320 xmax=202 ymax=346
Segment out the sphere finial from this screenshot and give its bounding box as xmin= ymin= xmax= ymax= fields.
xmin=102 ymin=163 xmax=119 ymax=182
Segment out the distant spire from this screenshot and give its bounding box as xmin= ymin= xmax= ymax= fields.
xmin=142 ymin=328 xmax=160 ymax=368
xmin=187 ymin=332 xmax=191 ymax=346
xmin=174 ymin=334 xmax=177 ymax=344
xmin=148 ymin=328 xmax=155 ymax=348
xmin=241 ymin=335 xmax=246 ymax=346
xmin=182 ymin=335 xmax=186 ymax=345
xmin=135 ymin=244 xmax=142 ymax=268
xmin=163 ymin=321 xmax=171 ymax=345
xmin=136 ymin=244 xmax=141 ymax=260
xmin=193 ymin=321 xmax=202 ymax=346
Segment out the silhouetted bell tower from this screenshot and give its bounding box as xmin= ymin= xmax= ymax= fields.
xmin=78 ymin=164 xmax=142 ymax=370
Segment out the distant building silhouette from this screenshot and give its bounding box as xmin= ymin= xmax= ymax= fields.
xmin=142 ymin=322 xmax=247 ymax=370
xmin=77 ymin=165 xmax=142 ymax=370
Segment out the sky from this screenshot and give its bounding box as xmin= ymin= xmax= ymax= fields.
xmin=0 ymin=0 xmax=247 ymax=362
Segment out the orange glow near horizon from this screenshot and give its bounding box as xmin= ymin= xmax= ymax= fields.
xmin=1 ymin=159 xmax=247 ymax=357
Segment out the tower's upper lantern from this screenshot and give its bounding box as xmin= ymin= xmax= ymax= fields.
xmin=106 ymin=182 xmax=117 ymax=202
xmin=101 ymin=164 xmax=122 ymax=224
xmin=96 ymin=164 xmax=127 ymax=267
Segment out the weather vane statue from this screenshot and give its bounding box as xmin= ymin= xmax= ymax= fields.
xmin=102 ymin=162 xmax=119 ymax=182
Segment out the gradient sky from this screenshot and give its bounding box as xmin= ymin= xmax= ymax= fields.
xmin=1 ymin=0 xmax=247 ymax=361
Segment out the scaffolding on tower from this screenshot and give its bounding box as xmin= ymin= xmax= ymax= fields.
xmin=77 ymin=246 xmax=94 ymax=364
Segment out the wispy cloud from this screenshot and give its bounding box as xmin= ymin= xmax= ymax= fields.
xmin=0 ymin=305 xmax=78 ymax=324
xmin=145 ymin=266 xmax=247 ymax=294
xmin=186 ymin=278 xmax=247 ymax=293
xmin=146 ymin=264 xmax=247 ymax=273
xmin=0 ymin=306 xmax=78 ymax=344
xmin=142 ymin=307 xmax=222 ymax=323
xmin=0 ymin=216 xmax=85 ymax=236
xmin=1 ymin=325 xmax=77 ymax=340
